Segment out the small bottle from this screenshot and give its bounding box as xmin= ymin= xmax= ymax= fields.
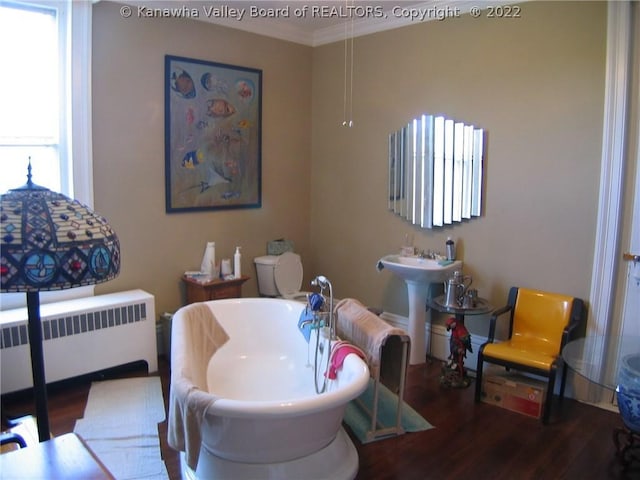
xmin=234 ymin=246 xmax=242 ymax=278
xmin=201 ymin=242 xmax=215 ymax=276
xmin=446 ymin=237 xmax=455 ymax=261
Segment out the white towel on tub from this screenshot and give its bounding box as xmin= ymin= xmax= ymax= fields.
xmin=334 ymin=298 xmax=408 ymax=379
xmin=168 ymin=302 xmax=229 ymax=471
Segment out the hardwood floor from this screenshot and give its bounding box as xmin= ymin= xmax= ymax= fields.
xmin=2 ymin=357 xmax=636 ymax=480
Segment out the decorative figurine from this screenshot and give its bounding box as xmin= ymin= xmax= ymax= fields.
xmin=440 ymin=316 xmax=473 ymax=388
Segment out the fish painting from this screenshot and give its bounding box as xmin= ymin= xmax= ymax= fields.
xmin=235 ymin=79 xmax=255 ymax=102
xmin=181 ymin=149 xmax=203 ymax=169
xmin=206 ymin=98 xmax=236 ymax=118
xmin=221 ymin=191 xmax=241 ymax=200
xmin=201 ymin=72 xmax=229 ymax=96
xmin=170 ymin=68 xmax=196 ymax=99
xmin=185 ymin=107 xmax=195 ymax=126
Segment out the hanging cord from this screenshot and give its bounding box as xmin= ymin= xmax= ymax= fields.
xmin=342 ymin=0 xmax=354 ymax=128
xmin=348 ymin=6 xmax=354 ymax=127
xmin=342 ymin=14 xmax=349 ymax=127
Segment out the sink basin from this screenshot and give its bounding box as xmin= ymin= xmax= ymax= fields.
xmin=379 ymin=255 xmax=461 ymax=284
xmin=378 ymin=254 xmax=462 ymax=365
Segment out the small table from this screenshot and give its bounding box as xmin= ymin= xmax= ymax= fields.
xmin=0 ymin=433 xmax=115 ymax=479
xmin=182 ymin=275 xmax=250 ymax=304
xmin=428 ymin=295 xmax=493 ymax=388
xmin=562 ymin=336 xmax=640 ymax=467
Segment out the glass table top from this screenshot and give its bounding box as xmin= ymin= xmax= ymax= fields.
xmin=428 ymin=295 xmax=494 ymax=316
xmin=562 ymin=336 xmax=640 ymax=391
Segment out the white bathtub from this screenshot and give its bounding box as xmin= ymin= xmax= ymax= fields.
xmin=169 ymin=298 xmax=370 ymax=480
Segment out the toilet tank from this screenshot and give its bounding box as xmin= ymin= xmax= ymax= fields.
xmin=254 ymin=255 xmax=279 ymax=296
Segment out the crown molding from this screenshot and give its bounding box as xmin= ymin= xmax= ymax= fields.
xmin=118 ymin=1 xmax=519 ymax=47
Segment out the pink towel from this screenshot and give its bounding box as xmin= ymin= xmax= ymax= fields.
xmin=326 ymin=341 xmax=366 ymax=379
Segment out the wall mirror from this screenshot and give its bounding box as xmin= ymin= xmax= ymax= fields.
xmin=389 ymin=114 xmax=484 ymax=229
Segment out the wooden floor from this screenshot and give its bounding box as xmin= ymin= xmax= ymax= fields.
xmin=2 ymin=357 xmax=637 ymax=480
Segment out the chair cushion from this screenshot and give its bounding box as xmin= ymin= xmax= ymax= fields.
xmin=482 ymin=338 xmax=557 ymax=371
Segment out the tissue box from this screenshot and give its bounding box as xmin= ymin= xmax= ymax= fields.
xmin=267 ymin=239 xmax=294 ymax=255
xmin=481 ymin=372 xmax=546 ymax=418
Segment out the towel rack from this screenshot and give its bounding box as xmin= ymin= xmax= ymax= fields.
xmin=335 ymin=299 xmax=411 ymax=441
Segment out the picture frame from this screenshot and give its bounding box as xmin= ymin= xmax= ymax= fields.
xmin=165 ymin=55 xmax=262 ymax=213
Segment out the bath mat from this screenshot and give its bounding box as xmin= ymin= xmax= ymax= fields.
xmin=73 ymin=377 xmax=169 ymax=479
xmin=343 ymin=379 xmax=434 ymax=444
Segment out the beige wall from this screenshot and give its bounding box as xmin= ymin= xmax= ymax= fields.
xmin=93 ymin=1 xmax=606 ymax=334
xmin=92 ymin=1 xmax=312 ymax=315
xmin=309 ymin=1 xmax=606 ymax=335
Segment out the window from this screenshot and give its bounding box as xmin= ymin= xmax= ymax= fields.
xmin=0 ymin=0 xmax=92 ymax=202
xmin=0 ymin=0 xmax=94 ymax=309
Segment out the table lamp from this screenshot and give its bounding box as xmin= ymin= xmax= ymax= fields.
xmin=0 ymin=163 xmax=120 ymax=442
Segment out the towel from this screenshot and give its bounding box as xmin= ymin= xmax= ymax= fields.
xmin=326 ymin=341 xmax=366 ymax=379
xmin=334 ymin=298 xmax=409 ymax=379
xmin=167 ymin=303 xmax=229 ymax=471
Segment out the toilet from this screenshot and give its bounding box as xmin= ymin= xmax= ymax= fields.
xmin=254 ymin=252 xmax=309 ymax=301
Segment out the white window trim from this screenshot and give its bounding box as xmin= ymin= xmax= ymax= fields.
xmin=588 ymin=1 xmax=632 ymax=335
xmin=1 ymin=0 xmax=95 ymax=310
xmin=70 ymin=0 xmax=94 ymax=207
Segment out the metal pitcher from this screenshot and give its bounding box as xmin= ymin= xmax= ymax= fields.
xmin=443 ymin=271 xmax=473 ymax=307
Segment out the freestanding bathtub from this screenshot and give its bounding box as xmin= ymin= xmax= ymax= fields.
xmin=168 ymin=298 xmax=370 ymax=480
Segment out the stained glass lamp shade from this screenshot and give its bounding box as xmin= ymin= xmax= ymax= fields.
xmin=0 ymin=167 xmax=120 ymax=441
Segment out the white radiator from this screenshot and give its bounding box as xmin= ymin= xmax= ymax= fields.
xmin=0 ymin=289 xmax=157 ymax=394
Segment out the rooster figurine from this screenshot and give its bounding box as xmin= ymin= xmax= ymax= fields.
xmin=441 ymin=316 xmax=473 ymax=388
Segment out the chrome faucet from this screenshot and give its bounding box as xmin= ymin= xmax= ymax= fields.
xmin=311 ymin=275 xmax=335 ymax=340
xmin=299 ymin=317 xmax=316 ymax=329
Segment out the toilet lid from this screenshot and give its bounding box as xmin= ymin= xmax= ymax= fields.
xmin=274 ymin=252 xmax=303 ymax=296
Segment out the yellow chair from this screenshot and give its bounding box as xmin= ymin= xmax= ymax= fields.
xmin=474 ymin=287 xmax=586 ymax=424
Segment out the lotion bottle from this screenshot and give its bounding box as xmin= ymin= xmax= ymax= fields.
xmin=234 ymin=246 xmax=242 ymax=278
xmin=201 ymin=242 xmax=216 ymax=276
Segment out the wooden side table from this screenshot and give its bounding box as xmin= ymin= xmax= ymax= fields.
xmin=182 ymin=275 xmax=250 ymax=304
xmin=0 ymin=433 xmax=115 ymax=479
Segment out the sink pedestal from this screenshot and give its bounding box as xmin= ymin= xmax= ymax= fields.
xmin=406 ymin=281 xmax=431 ymax=365
xmin=378 ymin=255 xmax=462 ymax=366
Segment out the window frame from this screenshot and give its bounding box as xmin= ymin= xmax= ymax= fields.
xmin=1 ymin=0 xmax=95 ymax=309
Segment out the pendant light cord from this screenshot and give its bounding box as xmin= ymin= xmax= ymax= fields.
xmin=342 ymin=0 xmax=354 ymax=127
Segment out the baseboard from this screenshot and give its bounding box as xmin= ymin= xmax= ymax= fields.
xmin=379 ymin=312 xmax=488 ymax=371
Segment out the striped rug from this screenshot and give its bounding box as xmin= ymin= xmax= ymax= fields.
xmin=73 ymin=376 xmax=169 ymax=479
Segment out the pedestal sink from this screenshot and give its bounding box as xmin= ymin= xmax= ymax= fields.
xmin=379 ymin=255 xmax=462 ymax=365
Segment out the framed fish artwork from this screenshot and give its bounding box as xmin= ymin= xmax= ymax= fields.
xmin=165 ymin=55 xmax=262 ymax=212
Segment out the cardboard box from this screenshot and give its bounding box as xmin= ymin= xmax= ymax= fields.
xmin=480 ymin=372 xmax=546 ymax=418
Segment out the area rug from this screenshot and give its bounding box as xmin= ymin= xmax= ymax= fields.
xmin=343 ymin=378 xmax=434 ymax=444
xmin=73 ymin=377 xmax=169 ymax=479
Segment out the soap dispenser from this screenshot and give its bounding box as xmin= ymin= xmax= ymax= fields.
xmin=234 ymin=246 xmax=242 ymax=278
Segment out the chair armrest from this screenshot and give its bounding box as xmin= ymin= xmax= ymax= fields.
xmin=562 ymin=298 xmax=586 ymax=346
xmin=487 ymin=304 xmax=513 ymax=342
xmin=0 ymin=432 xmax=27 ymax=449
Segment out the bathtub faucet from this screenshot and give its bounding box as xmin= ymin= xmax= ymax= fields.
xmin=311 ymin=275 xmax=335 ymax=340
